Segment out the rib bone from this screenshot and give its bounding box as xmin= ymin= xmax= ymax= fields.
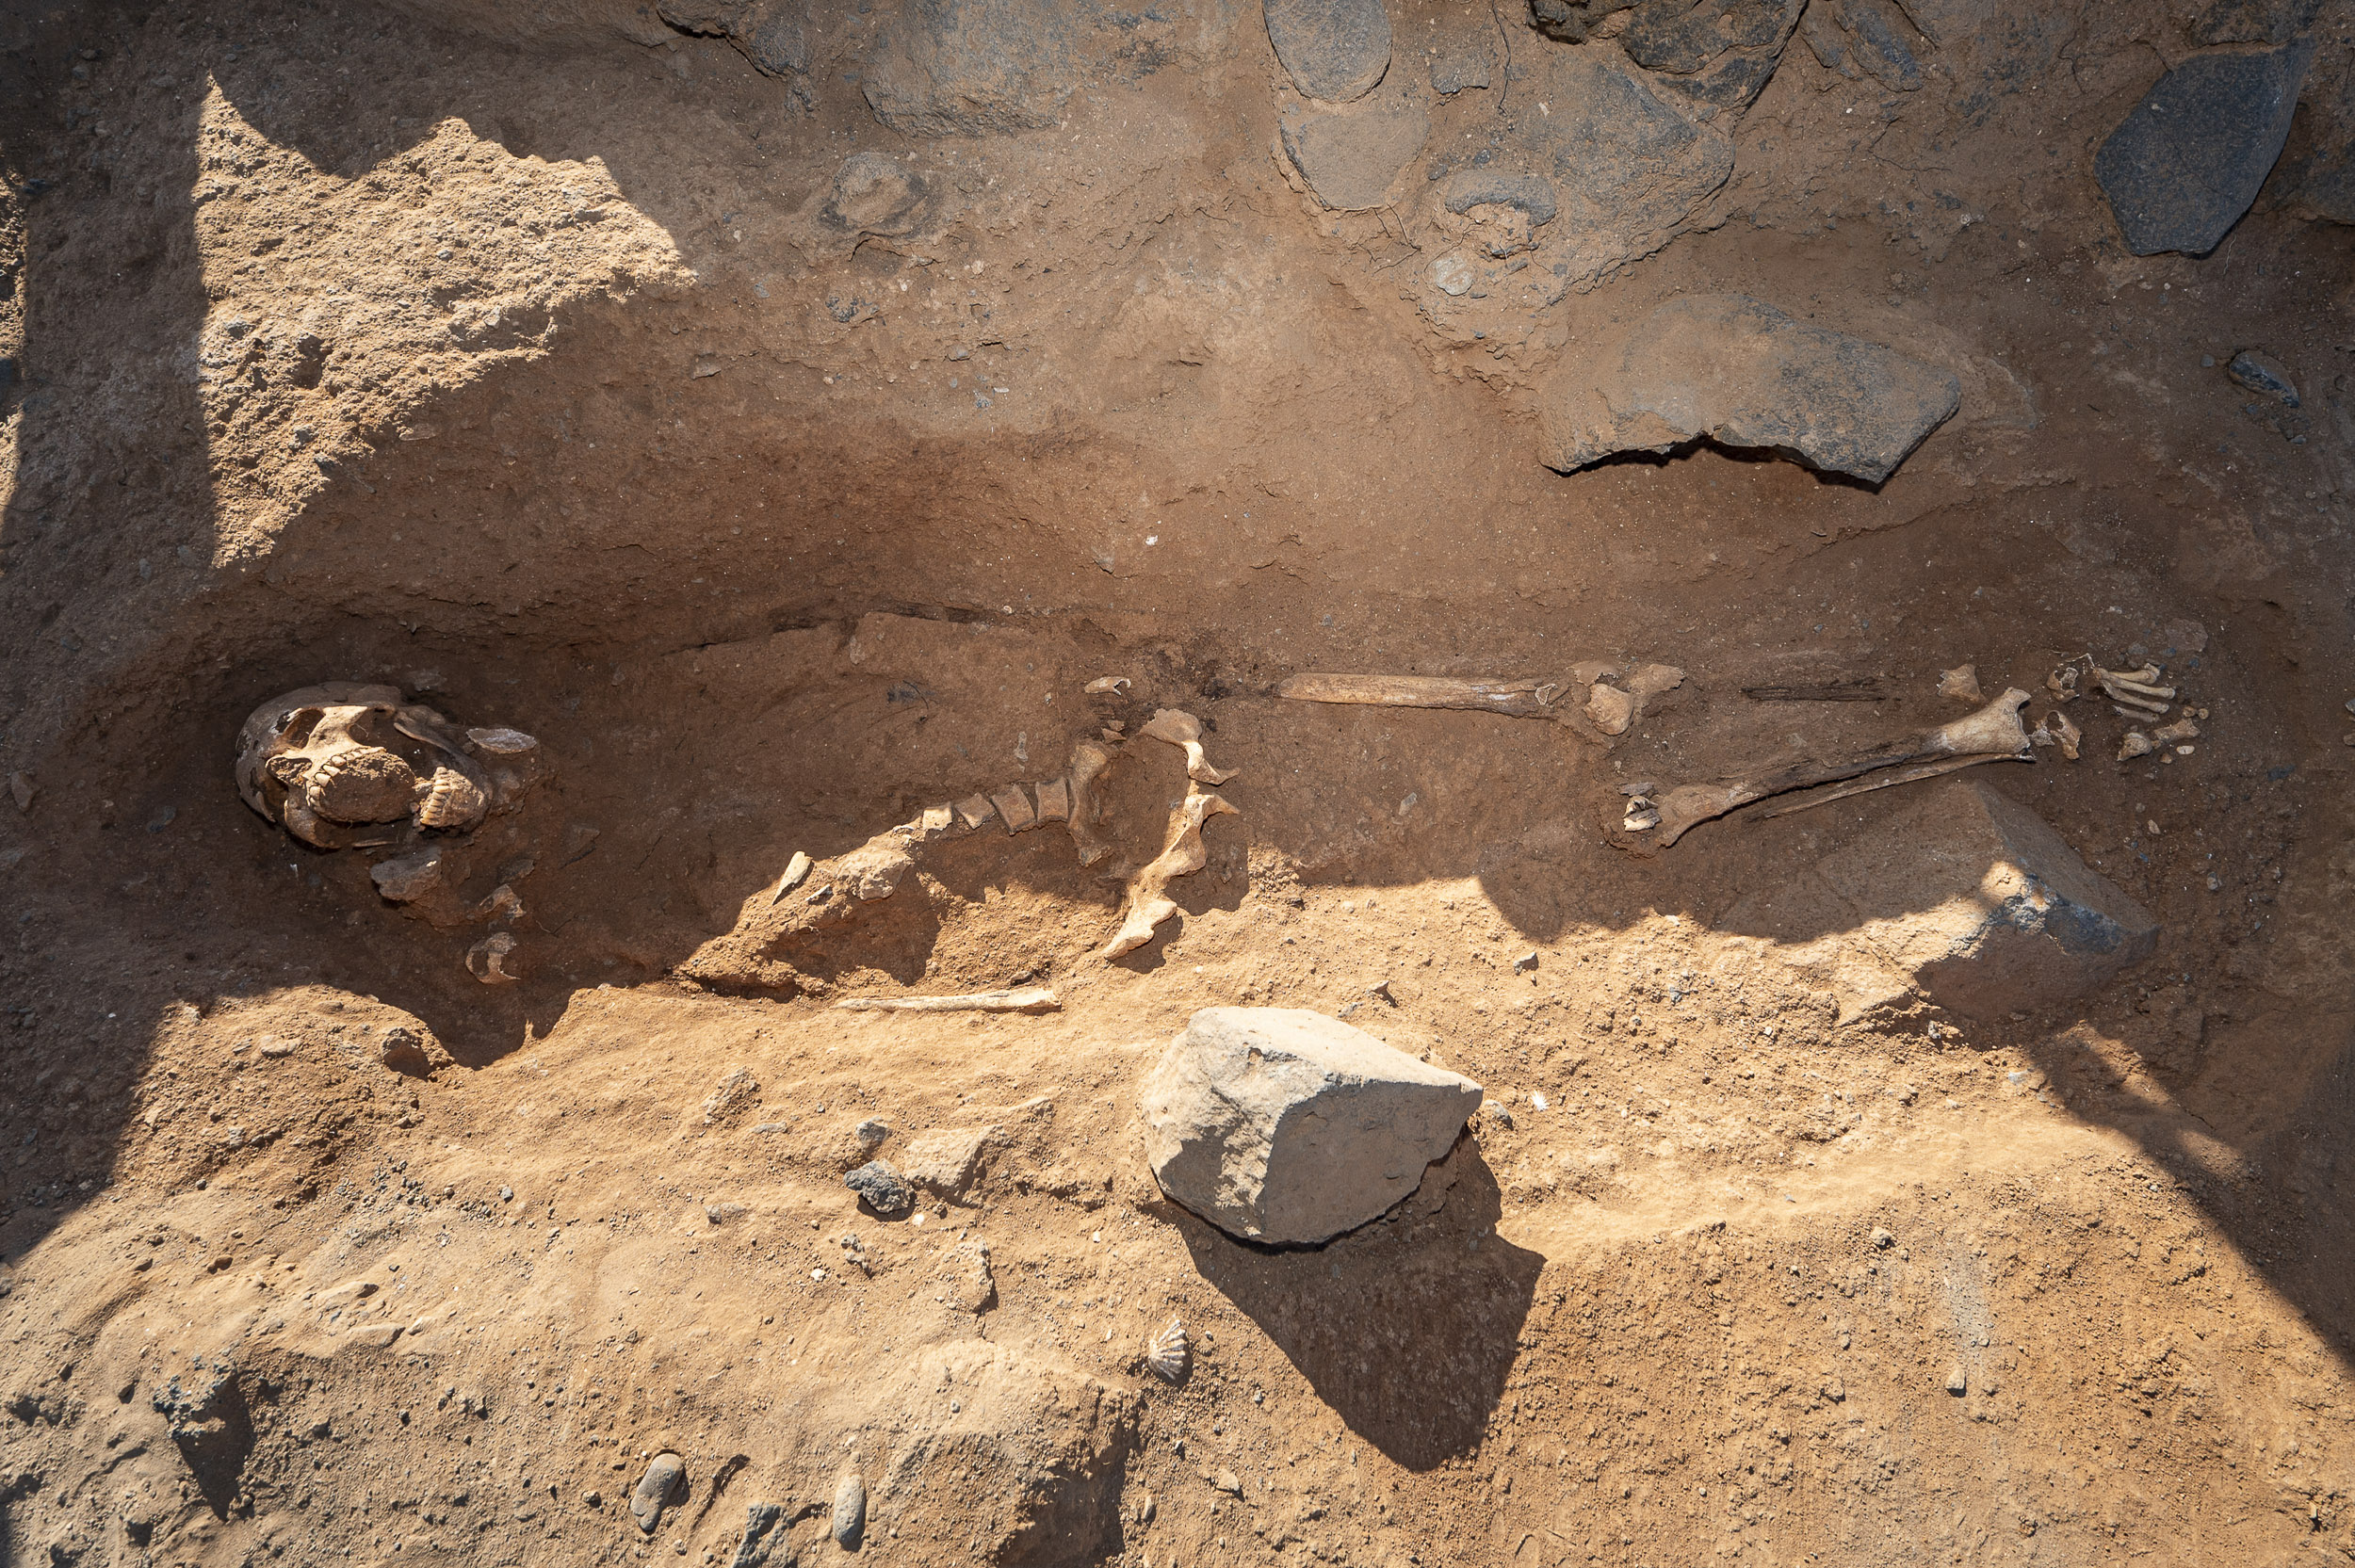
xmin=1647 ymin=688 xmax=2033 ymax=847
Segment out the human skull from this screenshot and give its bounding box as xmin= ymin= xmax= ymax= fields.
xmin=236 ymin=683 xmax=540 ymax=849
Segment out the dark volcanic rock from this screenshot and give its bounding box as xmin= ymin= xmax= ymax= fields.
xmin=845 ymin=1158 xmax=915 ymax=1216
xmin=1540 ymin=293 xmax=1960 ymax=482
xmin=863 ymin=0 xmax=1077 ymax=136
xmin=1528 ymin=0 xmax=1638 ymax=43
xmin=2095 ymin=42 xmax=2314 ymax=255
xmin=1264 ymin=0 xmax=1392 ymax=103
xmin=1621 ymin=0 xmax=1806 ymax=117
xmin=1798 ymin=0 xmax=1927 ymax=92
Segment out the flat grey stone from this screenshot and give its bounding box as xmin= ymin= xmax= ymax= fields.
xmin=1264 ymin=0 xmax=1391 ymax=104
xmin=832 ymin=1472 xmax=867 ymax=1548
xmin=2228 ymin=348 xmax=2299 ymax=406
xmin=631 ymin=1453 xmax=686 ymax=1535
xmin=1140 ymin=1007 xmax=1482 ymax=1244
xmin=821 ymin=152 xmax=934 ymax=237
xmin=2095 ymin=42 xmax=2314 ymax=255
xmin=1279 ymin=89 xmax=1430 ymax=210
xmin=1541 ymin=293 xmax=1959 ymax=482
xmin=863 ymin=0 xmax=1076 ymax=136
xmin=1811 ymin=779 xmax=2158 ymax=1021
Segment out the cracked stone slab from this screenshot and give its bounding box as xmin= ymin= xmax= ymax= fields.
xmin=2095 ymin=41 xmax=2314 ymax=255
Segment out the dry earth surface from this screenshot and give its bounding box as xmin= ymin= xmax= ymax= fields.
xmin=3 ymin=0 xmax=2354 ymax=1564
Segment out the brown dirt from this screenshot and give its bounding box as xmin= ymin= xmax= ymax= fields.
xmin=3 ymin=0 xmax=2353 ymax=1564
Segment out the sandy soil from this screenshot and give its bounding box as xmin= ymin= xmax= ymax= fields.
xmin=2 ymin=0 xmax=2353 ymax=1564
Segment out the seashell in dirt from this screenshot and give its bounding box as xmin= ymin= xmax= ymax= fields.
xmin=1138 ymin=708 xmax=1235 ymax=784
xmin=1145 ymin=1318 xmax=1190 ymax=1382
xmin=465 ymin=931 xmax=519 ymax=983
xmin=1939 ymin=664 xmax=1983 ymax=703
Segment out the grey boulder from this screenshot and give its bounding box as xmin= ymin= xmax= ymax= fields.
xmin=1541 ymin=293 xmax=1959 ymax=483
xmin=1264 ymin=0 xmax=1391 ymax=104
xmin=1622 ymin=0 xmax=1807 ymax=117
xmin=862 ymin=0 xmax=1076 ymax=136
xmin=2095 ymin=42 xmax=2314 ymax=255
xmin=1141 ymin=1007 xmax=1481 ymax=1245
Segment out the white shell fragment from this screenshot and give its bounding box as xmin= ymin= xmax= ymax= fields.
xmin=1939 ymin=664 xmax=1984 ymax=703
xmin=1084 ymin=676 xmax=1133 ymax=695
xmin=2118 ymin=730 xmax=2154 ymax=761
xmin=1138 ymin=708 xmax=1235 ymax=784
xmin=1145 ymin=1319 xmax=1190 ymax=1383
xmin=466 ymin=931 xmax=520 ymax=983
xmin=1103 ymin=783 xmax=1240 ymax=958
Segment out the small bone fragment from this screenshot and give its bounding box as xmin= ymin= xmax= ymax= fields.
xmin=1066 ymin=740 xmax=1116 ymax=865
xmin=1622 ymin=800 xmax=1662 ymax=832
xmin=1648 ymin=688 xmax=2034 ymax=847
xmin=1741 ymin=680 xmax=1887 ymax=703
xmin=2028 ymin=710 xmax=2081 ymax=761
xmin=474 ymin=883 xmax=524 ymax=922
xmin=2046 ymin=665 xmax=2081 ymax=703
xmin=1102 ymin=783 xmax=1240 ymax=959
xmin=991 ymin=784 xmax=1039 ymax=832
xmin=1084 ymin=676 xmax=1133 ymax=695
xmin=919 ymin=804 xmax=955 ymax=836
xmin=1626 ymin=664 xmax=1685 ymax=702
xmin=1138 ymin=708 xmax=1236 ymax=784
xmin=1585 ymin=683 xmax=1637 ymax=736
xmin=1034 ymin=777 xmax=1071 ymax=822
xmin=954 ymin=794 xmax=997 ymax=831
xmin=1939 ymin=664 xmax=1984 ymax=703
xmin=1758 ymin=752 xmax=2027 ymax=819
xmin=466 ymin=931 xmax=519 ymax=983
xmin=2152 ymin=717 xmax=2200 ymax=744
xmin=2118 ymin=730 xmax=2153 ymax=760
xmin=1275 ymin=673 xmax=1565 ymax=717
xmin=835 ymin=987 xmax=1061 ymax=1014
xmin=769 ymin=849 xmax=814 ymax=904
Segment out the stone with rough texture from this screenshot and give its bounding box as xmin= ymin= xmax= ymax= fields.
xmin=845 ymin=1158 xmax=915 ymax=1216
xmin=1541 ymin=293 xmax=1959 ymax=482
xmin=1622 ymin=0 xmax=1805 ymax=116
xmin=2095 ymin=42 xmax=2314 ymax=256
xmin=1798 ymin=0 xmax=1925 ymax=93
xmin=1719 ymin=779 xmax=2159 ymax=1024
xmin=863 ymin=0 xmax=1076 ymax=136
xmin=631 ymin=1453 xmax=686 ymax=1534
xmin=900 ymin=1124 xmax=997 ymax=1198
xmin=1263 ymin=0 xmax=1391 ymax=104
xmin=1279 ymin=89 xmax=1430 ymax=210
xmin=731 ymin=1502 xmax=789 ymax=1568
xmin=1141 ymin=1007 xmax=1482 ymax=1244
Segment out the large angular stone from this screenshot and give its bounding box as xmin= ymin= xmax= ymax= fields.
xmin=1140 ymin=1008 xmax=1482 ymax=1244
xmin=1264 ymin=0 xmax=1391 ymax=104
xmin=2094 ymin=42 xmax=2314 ymax=256
xmin=1812 ymin=779 xmax=2158 ymax=1021
xmin=1622 ymin=0 xmax=1806 ymax=117
xmin=1540 ymin=293 xmax=1959 ymax=482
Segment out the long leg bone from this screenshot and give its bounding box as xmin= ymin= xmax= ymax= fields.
xmin=836 ymin=987 xmax=1060 ymax=1014
xmin=1645 ymin=688 xmax=2033 ymax=847
xmin=1101 ymin=782 xmax=1240 ymax=959
xmin=1276 ymin=672 xmax=1570 ymax=716
xmin=1758 ymin=751 xmax=2028 ymax=819
xmin=1138 ymin=708 xmax=1236 ymax=784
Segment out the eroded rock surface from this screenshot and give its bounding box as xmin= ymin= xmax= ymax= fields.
xmin=1141 ymin=1008 xmax=1483 ymax=1244
xmin=1263 ymin=0 xmax=1392 ymax=103
xmin=1540 ymin=293 xmax=1960 ymax=481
